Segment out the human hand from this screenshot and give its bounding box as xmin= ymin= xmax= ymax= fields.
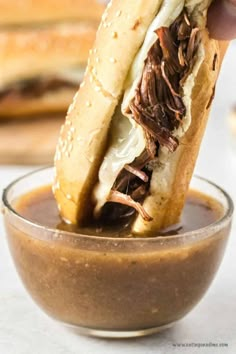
xmin=208 ymin=0 xmax=236 ymax=39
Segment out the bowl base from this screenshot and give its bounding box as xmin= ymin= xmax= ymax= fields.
xmin=64 ymin=321 xmax=176 ymax=338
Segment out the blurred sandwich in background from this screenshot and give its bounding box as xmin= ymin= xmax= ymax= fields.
xmin=0 ymin=0 xmax=106 ymax=163
xmin=0 ymin=0 xmax=105 ymax=25
xmin=0 ymin=24 xmax=97 ymax=116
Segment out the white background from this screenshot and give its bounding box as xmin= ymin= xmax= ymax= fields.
xmin=0 ymin=42 xmax=235 ymax=354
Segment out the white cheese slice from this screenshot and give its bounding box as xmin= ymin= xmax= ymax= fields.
xmin=93 ymin=107 xmax=146 ymax=213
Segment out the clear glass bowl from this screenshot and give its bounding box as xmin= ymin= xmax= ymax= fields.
xmin=2 ymin=167 xmax=234 ymax=338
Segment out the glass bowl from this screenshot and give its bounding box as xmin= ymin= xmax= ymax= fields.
xmin=2 ymin=167 xmax=233 ymax=338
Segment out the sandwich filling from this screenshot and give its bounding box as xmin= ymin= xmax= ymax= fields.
xmin=0 ymin=69 xmax=84 ymax=103
xmin=94 ymin=8 xmax=203 ymax=222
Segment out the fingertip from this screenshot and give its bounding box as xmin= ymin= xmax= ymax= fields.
xmin=208 ymin=0 xmax=236 ymax=40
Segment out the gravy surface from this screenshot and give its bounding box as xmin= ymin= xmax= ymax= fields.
xmin=15 ymin=185 xmax=224 ymax=237
xmin=6 ymin=184 xmax=229 ymax=331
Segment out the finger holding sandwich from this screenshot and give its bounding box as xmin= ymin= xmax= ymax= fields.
xmin=54 ymin=0 xmax=226 ymax=235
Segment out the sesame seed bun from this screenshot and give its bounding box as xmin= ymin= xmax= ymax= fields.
xmin=54 ymin=0 xmax=227 ymax=233
xmin=54 ymin=69 xmax=117 ymax=223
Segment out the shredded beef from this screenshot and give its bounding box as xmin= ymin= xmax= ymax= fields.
xmin=104 ymin=10 xmax=200 ymax=221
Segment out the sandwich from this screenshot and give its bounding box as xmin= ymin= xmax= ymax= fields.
xmin=0 ymin=24 xmax=98 ymax=117
xmin=0 ymin=0 xmax=107 ymax=117
xmin=54 ymin=0 xmax=227 ymax=235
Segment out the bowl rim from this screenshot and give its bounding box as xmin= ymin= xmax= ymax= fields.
xmin=2 ymin=166 xmax=234 ymax=243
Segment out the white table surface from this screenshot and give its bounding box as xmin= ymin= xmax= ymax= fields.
xmin=0 ymin=43 xmax=236 ymax=354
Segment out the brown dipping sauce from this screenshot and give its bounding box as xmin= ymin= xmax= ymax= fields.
xmin=5 ymin=185 xmax=230 ymax=332
xmin=16 ymin=185 xmax=223 ymax=237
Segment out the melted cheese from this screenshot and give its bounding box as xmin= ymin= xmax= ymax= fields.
xmin=93 ymin=107 xmax=146 ymax=213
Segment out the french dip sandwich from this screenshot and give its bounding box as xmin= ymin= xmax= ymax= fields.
xmin=0 ymin=0 xmax=107 ymax=117
xmin=0 ymin=24 xmax=97 ymax=116
xmin=54 ymin=0 xmax=227 ymax=235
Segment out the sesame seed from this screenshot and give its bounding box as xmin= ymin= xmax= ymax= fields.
xmin=95 ymin=86 xmax=101 ymax=92
xmin=77 ymin=137 xmax=83 ymax=143
xmin=58 ymin=204 xmax=61 ymax=212
xmin=60 ymin=257 xmax=68 ymax=263
xmin=70 ymin=127 xmax=75 ymax=133
xmin=89 ymin=75 xmax=93 ymax=83
xmin=116 ymin=10 xmax=121 ymax=17
xmin=80 ymin=81 xmax=85 ymax=88
xmin=65 ymin=120 xmax=72 ymax=126
xmin=86 ymin=101 xmax=92 ymax=107
xmin=103 ymin=22 xmax=108 ymax=28
xmin=110 ymin=57 xmax=116 ymax=63
xmin=67 ymin=103 xmax=73 ymax=115
xmin=95 ymin=57 xmax=100 ymax=63
xmin=112 ymin=31 xmax=118 ymax=38
xmin=88 ymin=155 xmax=95 ymax=163
xmin=67 ymin=135 xmax=73 ymax=141
xmin=66 ymin=194 xmax=72 ymax=200
xmin=107 ymin=22 xmax=112 ymax=27
xmin=94 ymin=48 xmax=97 ymax=54
xmin=102 ymin=13 xmax=107 ymax=22
xmin=68 ymin=144 xmax=73 ymax=152
xmin=92 ymin=67 xmax=97 ymax=75
xmin=65 ymin=151 xmax=70 ymax=158
xmin=98 ymin=23 xmax=102 ymax=31
xmin=89 ymin=49 xmax=93 ymax=55
xmin=62 ymin=145 xmax=67 ymax=152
